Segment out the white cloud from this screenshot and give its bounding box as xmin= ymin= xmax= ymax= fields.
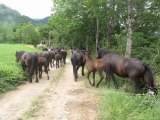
xmin=0 ymin=0 xmax=53 ymax=19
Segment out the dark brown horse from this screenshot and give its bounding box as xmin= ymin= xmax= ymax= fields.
xmin=60 ymin=50 xmax=67 ymax=65
xmin=16 ymin=51 xmax=39 ymax=83
xmin=71 ymin=49 xmax=86 ymax=81
xmin=96 ymin=48 xmax=158 ymax=94
xmin=55 ymin=53 xmax=62 ymax=69
xmin=84 ymin=52 xmax=110 ymax=87
xmin=39 ymin=51 xmax=52 ymax=70
xmin=38 ymin=56 xmax=49 ymax=80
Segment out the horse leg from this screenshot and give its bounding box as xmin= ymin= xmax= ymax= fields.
xmin=87 ymin=71 xmax=93 ymax=86
xmin=73 ymin=65 xmax=77 ymax=81
xmin=76 ymin=65 xmax=80 ymax=78
xmin=27 ymin=67 xmax=32 ymax=83
xmin=106 ymin=64 xmax=118 ymax=88
xmin=110 ymin=72 xmax=118 ymax=89
xmin=38 ymin=66 xmax=41 ymax=79
xmin=92 ymin=71 xmax=96 ymax=86
xmin=35 ymin=67 xmax=39 ymax=82
xmin=96 ymin=71 xmax=104 ymax=88
xmin=105 ymin=72 xmax=110 ymax=87
xmin=55 ymin=60 xmax=57 ymax=68
xmin=45 ymin=69 xmax=49 ymax=80
xmin=44 ymin=64 xmax=49 ymax=80
xmin=52 ymin=59 xmax=54 ymax=67
xmin=81 ymin=65 xmax=85 ymax=76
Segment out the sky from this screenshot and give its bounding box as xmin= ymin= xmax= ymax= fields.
xmin=0 ymin=0 xmax=53 ymax=19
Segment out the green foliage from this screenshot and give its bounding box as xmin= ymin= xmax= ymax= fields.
xmin=14 ymin=23 xmax=41 ymax=45
xmin=50 ymin=0 xmax=160 ymax=76
xmin=99 ymin=88 xmax=160 ymax=120
xmin=0 ymin=44 xmax=39 ymax=94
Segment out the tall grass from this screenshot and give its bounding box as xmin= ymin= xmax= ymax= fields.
xmin=0 ymin=44 xmax=39 ymax=94
xmin=99 ymin=86 xmax=160 ymax=120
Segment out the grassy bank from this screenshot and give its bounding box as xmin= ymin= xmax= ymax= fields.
xmin=0 ymin=44 xmax=39 ymax=94
xmin=99 ymin=86 xmax=160 ymax=120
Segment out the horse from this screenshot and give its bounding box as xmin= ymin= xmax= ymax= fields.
xmin=15 ymin=51 xmax=26 ymax=70
xmin=50 ymin=51 xmax=56 ymax=67
xmin=39 ymin=51 xmax=52 ymax=70
xmin=96 ymin=47 xmax=158 ymax=94
xmin=15 ymin=51 xmax=39 ymax=83
xmin=60 ymin=50 xmax=67 ymax=64
xmin=71 ymin=49 xmax=86 ymax=81
xmin=84 ymin=52 xmax=110 ymax=87
xmin=42 ymin=47 xmax=48 ymax=51
xmin=55 ymin=53 xmax=62 ymax=69
xmin=38 ymin=56 xmax=49 ymax=80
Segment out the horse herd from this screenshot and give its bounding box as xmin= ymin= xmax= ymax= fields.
xmin=15 ymin=48 xmax=67 ymax=83
xmin=15 ymin=47 xmax=158 ymax=95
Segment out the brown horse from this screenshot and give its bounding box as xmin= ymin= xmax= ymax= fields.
xmin=84 ymin=52 xmax=111 ymax=87
xmin=38 ymin=56 xmax=49 ymax=80
xmin=96 ymin=47 xmax=158 ymax=94
xmin=15 ymin=51 xmax=39 ymax=83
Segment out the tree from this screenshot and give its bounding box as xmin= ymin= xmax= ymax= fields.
xmin=14 ymin=23 xmax=41 ymax=45
xmin=125 ymin=0 xmax=133 ymax=58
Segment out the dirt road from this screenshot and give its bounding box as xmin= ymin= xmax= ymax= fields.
xmin=0 ymin=60 xmax=99 ymax=120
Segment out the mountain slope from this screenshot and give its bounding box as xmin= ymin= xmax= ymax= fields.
xmin=0 ymin=4 xmax=50 ymax=26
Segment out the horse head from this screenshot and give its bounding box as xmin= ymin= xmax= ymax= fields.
xmin=96 ymin=48 xmax=110 ymax=59
xmin=15 ymin=51 xmax=25 ymax=62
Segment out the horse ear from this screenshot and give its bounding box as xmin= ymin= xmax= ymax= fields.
xmin=97 ymin=47 xmax=99 ymax=51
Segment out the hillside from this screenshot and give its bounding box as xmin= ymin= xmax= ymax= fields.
xmin=0 ymin=4 xmax=50 ymax=26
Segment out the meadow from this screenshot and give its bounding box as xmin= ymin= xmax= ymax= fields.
xmin=0 ymin=44 xmax=39 ymax=94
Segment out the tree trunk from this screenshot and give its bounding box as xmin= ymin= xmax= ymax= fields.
xmin=48 ymin=31 xmax=51 ymax=48
xmin=107 ymin=23 xmax=112 ymax=48
xmin=96 ymin=18 xmax=99 ymax=52
xmin=125 ymin=0 xmax=132 ymax=58
xmin=86 ymin=36 xmax=89 ymax=51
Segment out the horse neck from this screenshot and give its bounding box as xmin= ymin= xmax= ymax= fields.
xmin=85 ymin=54 xmax=93 ymax=63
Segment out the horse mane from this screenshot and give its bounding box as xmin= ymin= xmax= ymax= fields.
xmin=85 ymin=53 xmax=93 ymax=60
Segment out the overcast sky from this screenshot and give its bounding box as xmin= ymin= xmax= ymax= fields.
xmin=0 ymin=0 xmax=52 ymax=19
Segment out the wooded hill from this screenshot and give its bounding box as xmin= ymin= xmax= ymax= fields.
xmin=0 ymin=4 xmax=50 ymax=26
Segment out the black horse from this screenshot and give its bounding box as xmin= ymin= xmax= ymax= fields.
xmin=16 ymin=51 xmax=39 ymax=83
xmin=60 ymin=50 xmax=67 ymax=65
xmin=71 ymin=49 xmax=86 ymax=81
xmin=39 ymin=51 xmax=52 ymax=70
xmin=96 ymin=47 xmax=157 ymax=94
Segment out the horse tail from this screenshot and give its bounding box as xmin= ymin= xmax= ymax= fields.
xmin=29 ymin=55 xmax=38 ymax=82
xmin=143 ymin=63 xmax=157 ymax=94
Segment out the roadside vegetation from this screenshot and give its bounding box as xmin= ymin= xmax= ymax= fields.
xmin=0 ymin=44 xmax=39 ymax=94
xmin=99 ymin=87 xmax=160 ymax=120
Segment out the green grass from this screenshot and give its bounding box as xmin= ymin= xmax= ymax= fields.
xmin=0 ymin=44 xmax=40 ymax=94
xmin=99 ymin=84 xmax=160 ymax=120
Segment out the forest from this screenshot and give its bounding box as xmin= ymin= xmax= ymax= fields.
xmin=1 ymin=1 xmax=160 ymax=77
